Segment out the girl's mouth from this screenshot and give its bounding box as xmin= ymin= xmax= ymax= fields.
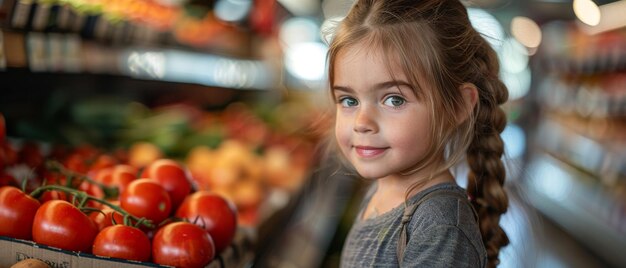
xmin=354 ymin=146 xmax=388 ymax=158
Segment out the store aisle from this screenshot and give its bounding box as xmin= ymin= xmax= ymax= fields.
xmin=500 ymin=185 xmax=610 ymax=268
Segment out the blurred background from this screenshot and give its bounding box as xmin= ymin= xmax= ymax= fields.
xmin=0 ymin=0 xmax=625 ymax=267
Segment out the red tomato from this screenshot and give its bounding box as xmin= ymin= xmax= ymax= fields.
xmin=93 ymin=167 xmax=112 ymax=184
xmin=238 ymin=206 xmax=259 ymax=227
xmin=0 ymin=172 xmax=16 ymax=187
xmin=92 ymin=225 xmax=151 ymax=262
xmin=90 ymin=204 xmax=125 ymax=231
xmin=39 ymin=190 xmax=69 ymax=204
xmin=0 ymin=149 xmax=5 ymax=171
xmin=98 ymin=165 xmax=137 ymax=194
xmin=18 ymin=142 xmax=43 ymax=169
xmin=93 ymin=167 xmax=112 ymax=182
xmin=48 ymin=144 xmax=69 ymax=161
xmin=89 ymin=154 xmax=117 ymax=172
xmin=141 ymin=159 xmax=191 ymax=210
xmin=32 ymin=200 xmax=99 ymax=252
xmin=73 ymin=144 xmax=99 ymax=160
xmin=63 ymin=153 xmax=89 ymax=173
xmin=152 ymin=222 xmax=215 ymax=268
xmin=1 ymin=143 xmax=18 ymax=167
xmin=0 ymin=186 xmax=41 ymax=239
xmin=120 ymin=178 xmax=171 ymax=224
xmin=176 ymin=191 xmax=237 ymax=253
xmin=78 ymin=181 xmax=104 ymax=209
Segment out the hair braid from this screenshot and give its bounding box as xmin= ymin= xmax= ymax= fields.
xmin=467 ymin=43 xmax=510 ymax=268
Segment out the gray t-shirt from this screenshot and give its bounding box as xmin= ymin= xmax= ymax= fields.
xmin=340 ymin=182 xmax=487 ymax=267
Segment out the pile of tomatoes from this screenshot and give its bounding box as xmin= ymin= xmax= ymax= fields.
xmin=0 ymin=120 xmax=238 ymax=268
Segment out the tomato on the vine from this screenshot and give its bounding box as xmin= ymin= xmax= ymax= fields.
xmin=32 ymin=200 xmax=99 ymax=252
xmin=176 ymin=191 xmax=237 ymax=253
xmin=0 ymin=186 xmax=40 ymax=239
xmin=88 ymin=154 xmax=117 ymax=172
xmin=152 ymin=222 xmax=215 ymax=268
xmin=92 ymin=225 xmax=151 ymax=262
xmin=141 ymin=159 xmax=191 ymax=210
xmin=78 ymin=181 xmax=104 ymax=209
xmin=97 ymin=165 xmax=137 ymax=195
xmin=64 ymin=153 xmax=90 ymax=173
xmin=38 ymin=190 xmax=69 ymax=204
xmin=90 ymin=203 xmax=125 ymax=231
xmin=120 ymin=178 xmax=171 ymax=224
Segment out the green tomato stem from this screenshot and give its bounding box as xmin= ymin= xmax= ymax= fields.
xmin=45 ymin=160 xmax=119 ymax=199
xmin=29 ymin=184 xmax=154 ymax=229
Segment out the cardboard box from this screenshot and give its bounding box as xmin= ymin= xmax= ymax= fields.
xmin=0 ymin=229 xmax=253 ymax=268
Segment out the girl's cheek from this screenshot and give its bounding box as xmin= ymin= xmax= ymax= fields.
xmin=334 ymin=121 xmax=350 ymax=150
xmin=335 ymin=113 xmax=346 ymax=134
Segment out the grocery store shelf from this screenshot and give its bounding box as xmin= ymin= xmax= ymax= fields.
xmin=119 ymin=47 xmax=274 ymax=90
xmin=535 ymin=116 xmax=626 ymax=185
xmin=522 ymin=153 xmax=626 ymax=267
xmin=0 ymin=30 xmax=276 ymax=90
xmin=537 ymin=22 xmax=626 ymax=75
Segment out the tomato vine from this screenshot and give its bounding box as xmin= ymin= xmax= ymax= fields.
xmin=30 ymin=184 xmax=154 ymax=229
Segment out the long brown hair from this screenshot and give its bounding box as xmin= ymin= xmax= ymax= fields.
xmin=326 ymin=0 xmax=509 ymax=266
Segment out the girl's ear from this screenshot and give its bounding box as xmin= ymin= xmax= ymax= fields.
xmin=460 ymin=83 xmax=478 ymax=108
xmin=458 ymin=83 xmax=478 ymax=123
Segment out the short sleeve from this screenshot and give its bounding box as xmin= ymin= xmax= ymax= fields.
xmin=401 ymin=224 xmax=482 ymax=267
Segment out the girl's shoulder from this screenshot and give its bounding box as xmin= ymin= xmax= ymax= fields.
xmin=402 ymin=183 xmax=487 ymax=267
xmin=407 ymin=183 xmax=478 ymax=232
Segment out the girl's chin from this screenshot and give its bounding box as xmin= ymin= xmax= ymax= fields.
xmin=354 ymin=168 xmax=390 ymax=180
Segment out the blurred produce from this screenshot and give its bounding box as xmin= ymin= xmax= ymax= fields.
xmin=128 ymin=142 xmax=163 ymax=169
xmin=0 ymin=97 xmax=322 ymax=265
xmin=176 ymin=191 xmax=238 ymax=254
xmin=5 ymin=0 xmax=268 ymax=53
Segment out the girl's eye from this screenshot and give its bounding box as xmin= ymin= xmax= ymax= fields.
xmin=339 ymin=97 xmax=359 ymax=107
xmin=383 ymin=96 xmax=406 ymax=107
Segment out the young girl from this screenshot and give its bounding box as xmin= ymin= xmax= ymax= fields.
xmin=327 ymin=0 xmax=509 ymax=267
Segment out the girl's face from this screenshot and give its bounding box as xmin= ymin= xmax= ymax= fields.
xmin=333 ymin=43 xmax=432 ymax=180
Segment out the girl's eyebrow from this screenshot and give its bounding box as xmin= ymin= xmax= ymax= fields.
xmin=332 ymin=85 xmax=353 ymax=93
xmin=374 ymin=81 xmax=413 ymax=92
xmin=332 ymin=80 xmax=414 ymax=93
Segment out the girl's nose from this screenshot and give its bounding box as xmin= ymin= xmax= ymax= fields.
xmin=353 ymin=107 xmax=378 ymax=133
